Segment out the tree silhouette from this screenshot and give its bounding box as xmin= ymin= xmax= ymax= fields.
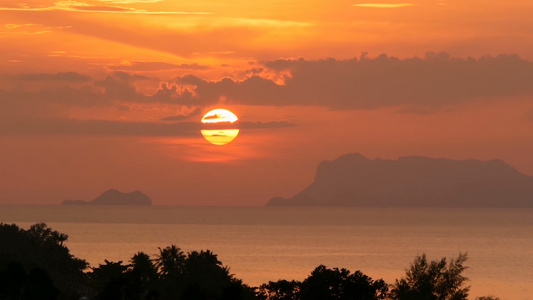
xmin=258 ymin=279 xmax=301 ymax=300
xmin=154 ymin=245 xmax=187 ymax=299
xmin=475 ymin=296 xmax=500 ymax=300
xmin=218 ymin=278 xmax=258 ymax=300
xmin=182 ymin=250 xmax=245 ymax=299
xmin=155 ymin=245 xmax=186 ymax=278
xmin=89 ymin=259 xmax=130 ymax=300
xmin=1 ymin=223 xmax=501 ymax=300
xmin=259 ymin=266 xmax=387 ymax=300
xmin=185 ymin=250 xmax=229 ymax=291
xmin=0 ymin=223 xmax=88 ymax=299
xmin=0 ymin=261 xmax=59 ymax=300
xmin=87 ymin=254 xmax=161 ymax=300
xmin=128 ymin=251 xmax=159 ymax=299
xmin=130 ymin=251 xmax=158 ymax=283
xmin=26 ymin=222 xmax=68 ymax=246
xmin=389 ymin=252 xmax=470 ymax=300
xmin=299 ymin=265 xmax=388 ymax=300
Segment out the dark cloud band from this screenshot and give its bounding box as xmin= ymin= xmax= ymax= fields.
xmin=0 ymin=119 xmax=296 ymax=136
xmin=173 ymin=53 xmax=533 ymax=109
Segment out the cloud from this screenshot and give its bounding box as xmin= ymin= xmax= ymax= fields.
xmin=0 ymin=71 xmax=186 ymax=109
xmin=0 ymin=1 xmax=211 ymax=14
xmin=94 ymin=75 xmax=146 ymax=101
xmin=161 ymin=107 xmax=202 ymax=121
xmin=238 ymin=121 xmax=297 ymax=129
xmin=173 ymin=74 xmax=283 ymax=106
xmin=1 ymin=72 xmax=181 ymax=112
xmin=202 ymin=114 xmax=224 ymax=120
xmin=0 ymin=23 xmax=57 ymax=34
xmin=352 ymin=3 xmax=414 ymax=8
xmin=0 ymin=118 xmax=296 ymax=136
xmin=166 ymin=53 xmax=533 ymax=110
xmin=151 ymin=83 xmax=195 ymax=104
xmin=111 ymin=71 xmax=152 ymax=81
xmin=14 ymin=72 xmax=92 ymax=82
xmin=0 ymin=72 xmax=140 ymax=118
xmin=216 ymin=18 xmax=312 ymax=29
xmin=0 ymin=67 xmax=298 ymax=135
xmin=160 ymin=115 xmax=193 ymax=121
xmin=239 ymin=68 xmax=265 ymax=77
xmin=193 ymin=51 xmax=236 ymax=56
xmin=0 ymin=86 xmax=108 ymax=112
xmin=3 ymin=53 xmax=531 ymax=118
xmin=0 ymin=118 xmax=198 ymax=136
xmin=109 ymin=61 xmax=210 ymax=71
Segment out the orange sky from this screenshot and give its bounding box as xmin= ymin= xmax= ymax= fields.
xmin=1 ymin=0 xmax=532 ymax=205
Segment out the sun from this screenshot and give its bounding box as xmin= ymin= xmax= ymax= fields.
xmin=200 ymin=109 xmax=239 ymax=145
xmin=201 ymin=109 xmax=238 ymax=124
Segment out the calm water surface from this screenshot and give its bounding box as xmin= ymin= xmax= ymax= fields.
xmin=1 ymin=206 xmax=531 ymax=300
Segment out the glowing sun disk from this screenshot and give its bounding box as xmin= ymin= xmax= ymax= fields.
xmin=200 ymin=109 xmax=239 ymax=145
xmin=201 ymin=108 xmax=238 ymax=124
xmin=200 ymin=129 xmax=239 ymax=145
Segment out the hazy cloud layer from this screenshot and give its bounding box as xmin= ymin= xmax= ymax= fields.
xmin=0 ymin=119 xmax=296 ymax=136
xmin=171 ymin=53 xmax=533 ymax=110
xmin=2 ymin=53 xmax=532 ymax=120
xmin=111 ymin=71 xmax=152 ymax=81
xmin=352 ymin=3 xmax=414 ymax=8
xmin=0 ymin=86 xmax=109 ymax=112
xmin=0 ymin=66 xmax=297 ymax=137
xmin=109 ymin=62 xmax=210 ymax=71
xmin=0 ymin=1 xmax=211 ymax=14
xmin=160 ymin=107 xmax=202 ymax=121
xmin=238 ymin=121 xmax=297 ymax=129
xmin=0 ymin=72 xmax=182 ymax=120
xmin=0 ymin=119 xmax=196 ymax=136
xmin=13 ymin=72 xmax=92 ymax=82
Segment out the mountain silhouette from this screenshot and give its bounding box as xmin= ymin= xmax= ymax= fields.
xmin=267 ymin=153 xmax=533 ymax=207
xmin=62 ymin=189 xmax=152 ymax=206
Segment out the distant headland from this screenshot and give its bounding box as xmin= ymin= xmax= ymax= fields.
xmin=267 ymin=153 xmax=533 ymax=207
xmin=62 ymin=189 xmax=152 ymax=206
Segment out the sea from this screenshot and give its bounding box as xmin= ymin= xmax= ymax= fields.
xmin=0 ymin=206 xmax=531 ymax=300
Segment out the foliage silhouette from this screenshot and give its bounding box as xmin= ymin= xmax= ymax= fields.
xmin=0 ymin=223 xmax=88 ymax=299
xmin=389 ymin=252 xmax=470 ymax=300
xmin=258 ymin=279 xmax=301 ymax=300
xmin=180 ymin=249 xmax=257 ymax=300
xmin=300 ymin=265 xmax=388 ymax=300
xmin=155 ymin=245 xmax=187 ymax=278
xmin=128 ymin=251 xmax=160 ymax=299
xmin=0 ymin=261 xmax=59 ymax=300
xmin=87 ymin=254 xmax=160 ymax=300
xmin=89 ymin=260 xmax=129 ymax=300
xmin=1 ymin=223 xmax=500 ymax=300
xmin=183 ymin=250 xmax=231 ymax=298
xmin=154 ymin=245 xmax=187 ymax=299
xmin=130 ymin=251 xmax=158 ymax=283
xmin=258 ymin=265 xmax=388 ymax=300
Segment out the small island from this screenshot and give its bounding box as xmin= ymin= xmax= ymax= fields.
xmin=62 ymin=189 xmax=152 ymax=206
